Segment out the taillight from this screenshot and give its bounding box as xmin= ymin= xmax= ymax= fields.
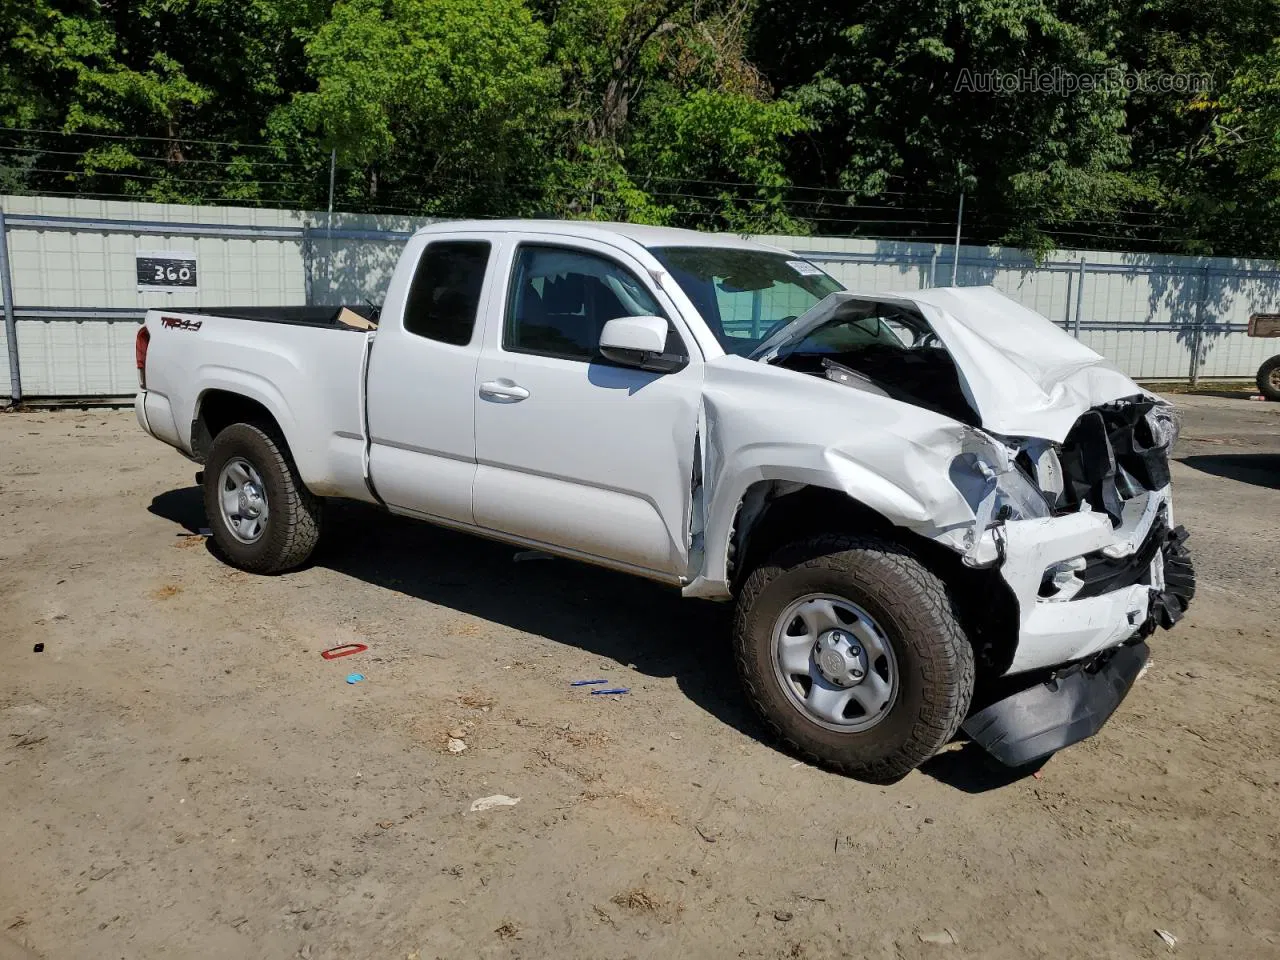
xmin=135 ymin=325 xmax=151 ymax=390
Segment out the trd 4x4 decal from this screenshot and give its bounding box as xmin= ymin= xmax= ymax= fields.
xmin=160 ymin=316 xmax=203 ymax=331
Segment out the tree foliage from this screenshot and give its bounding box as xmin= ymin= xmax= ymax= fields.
xmin=1 ymin=0 xmax=1279 ymax=254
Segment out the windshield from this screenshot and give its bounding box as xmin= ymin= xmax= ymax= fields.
xmin=648 ymin=246 xmax=844 ymax=355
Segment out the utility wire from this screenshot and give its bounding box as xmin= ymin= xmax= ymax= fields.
xmin=12 ymin=165 xmax=303 ymax=188
xmin=0 ymin=125 xmax=285 ymax=152
xmin=0 ymin=144 xmax=312 ymax=169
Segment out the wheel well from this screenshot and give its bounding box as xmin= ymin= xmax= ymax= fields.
xmin=731 ymin=481 xmax=1019 ymax=678
xmin=191 ymin=390 xmax=283 ymax=462
xmin=732 ymin=483 xmax=893 ymax=586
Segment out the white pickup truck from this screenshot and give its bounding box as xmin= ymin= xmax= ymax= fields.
xmin=135 ymin=220 xmax=1194 ymax=780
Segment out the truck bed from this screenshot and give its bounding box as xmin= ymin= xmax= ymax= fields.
xmin=176 ymin=304 xmax=378 ymax=329
xmin=137 ymin=306 xmax=375 ymax=500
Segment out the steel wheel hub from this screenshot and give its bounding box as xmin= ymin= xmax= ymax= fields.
xmin=772 ymin=594 xmax=899 ymax=733
xmin=238 ymin=483 xmax=265 ymax=517
xmin=815 ymin=630 xmax=869 ymax=686
xmin=218 ymin=457 xmax=270 ymax=544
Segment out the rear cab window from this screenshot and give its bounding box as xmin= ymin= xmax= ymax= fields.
xmin=403 ymin=240 xmax=492 ymax=345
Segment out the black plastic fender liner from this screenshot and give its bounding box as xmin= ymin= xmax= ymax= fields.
xmin=962 ymin=642 xmax=1150 ymax=767
xmin=1152 ymin=525 xmax=1195 ymax=629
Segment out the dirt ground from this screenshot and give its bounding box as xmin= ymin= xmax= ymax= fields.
xmin=1 ymin=391 xmax=1278 ymax=960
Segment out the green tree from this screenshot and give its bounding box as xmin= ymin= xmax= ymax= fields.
xmin=3 ymin=0 xmax=1279 ymax=256
xmin=535 ymin=0 xmax=808 ymax=230
xmin=752 ymin=0 xmax=1146 ymax=251
xmin=275 ymin=0 xmax=556 ymax=215
xmin=1114 ymin=0 xmax=1280 ymax=255
xmin=0 ymin=0 xmax=326 ymax=204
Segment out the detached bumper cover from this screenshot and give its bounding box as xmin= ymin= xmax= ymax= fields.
xmin=963 ymin=642 xmax=1149 ymax=767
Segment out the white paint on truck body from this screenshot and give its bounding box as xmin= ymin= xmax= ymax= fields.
xmin=135 ymin=219 xmax=1180 ymax=678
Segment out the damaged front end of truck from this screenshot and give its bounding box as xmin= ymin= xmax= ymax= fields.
xmin=694 ymin=285 xmax=1195 ymax=766
xmin=946 ymin=396 xmax=1196 ymax=765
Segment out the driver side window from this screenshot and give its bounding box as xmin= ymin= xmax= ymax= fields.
xmin=504 ymin=245 xmax=684 ymax=362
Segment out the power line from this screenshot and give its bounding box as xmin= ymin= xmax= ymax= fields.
xmin=2 ymin=127 xmax=1186 ymax=222
xmin=0 ymin=185 xmax=1188 ymax=252
xmin=0 ymin=125 xmax=284 ymax=152
xmin=0 ymin=187 xmax=314 ymax=207
xmin=0 ymin=126 xmax=965 ymax=201
xmin=12 ymin=165 xmax=305 ymax=188
xmin=360 ymin=167 xmax=959 ymax=215
xmin=0 ymin=144 xmax=312 ymax=170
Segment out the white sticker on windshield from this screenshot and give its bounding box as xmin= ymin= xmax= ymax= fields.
xmin=786 ymin=259 xmax=824 ymax=277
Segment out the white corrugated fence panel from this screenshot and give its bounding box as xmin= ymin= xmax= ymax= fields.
xmin=16 ymin=318 xmax=140 ymax=396
xmin=5 ymin=195 xmax=1280 ymax=399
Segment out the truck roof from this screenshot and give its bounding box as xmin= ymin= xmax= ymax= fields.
xmin=415 ymin=219 xmax=790 ymax=253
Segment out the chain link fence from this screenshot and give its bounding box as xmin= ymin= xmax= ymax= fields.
xmin=2 ymin=196 xmax=1279 ymax=403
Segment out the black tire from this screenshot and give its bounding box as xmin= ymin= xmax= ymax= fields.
xmin=202 ymin=422 xmax=322 ymax=573
xmin=733 ymin=534 xmax=974 ymax=782
xmin=1257 ymin=355 xmax=1280 ymax=402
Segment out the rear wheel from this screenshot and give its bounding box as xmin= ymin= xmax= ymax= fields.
xmin=733 ymin=534 xmax=973 ymax=782
xmin=202 ymin=422 xmax=321 ymax=573
xmin=1257 ymin=355 xmax=1280 ymax=402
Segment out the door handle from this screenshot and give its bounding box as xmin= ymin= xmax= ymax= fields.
xmin=479 ymin=379 xmax=530 ymax=403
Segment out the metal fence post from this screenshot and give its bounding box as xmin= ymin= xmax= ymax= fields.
xmin=1072 ymin=257 xmax=1086 ymax=338
xmin=0 ymin=210 xmax=20 ymax=405
xmin=302 ymin=220 xmax=313 ymax=307
xmin=928 ymin=246 xmax=939 ymax=287
xmin=1188 ymin=265 xmax=1210 ymax=386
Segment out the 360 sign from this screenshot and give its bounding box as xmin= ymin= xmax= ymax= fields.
xmin=136 ymin=251 xmax=198 ymax=291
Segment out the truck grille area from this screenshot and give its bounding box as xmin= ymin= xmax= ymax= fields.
xmin=1072 ymin=508 xmax=1169 ymax=600
xmin=1065 ymin=517 xmax=1195 ymax=630
xmin=1055 ymin=397 xmax=1173 ymax=525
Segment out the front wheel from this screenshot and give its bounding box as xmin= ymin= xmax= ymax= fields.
xmin=733 ymin=534 xmax=973 ymax=782
xmin=202 ymin=422 xmax=322 ymax=573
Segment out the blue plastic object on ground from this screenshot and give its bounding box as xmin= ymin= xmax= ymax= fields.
xmin=346 ymin=673 xmax=365 ymax=684
xmin=569 ymin=679 xmax=608 ymax=686
xmin=590 ymin=687 xmax=630 ymax=695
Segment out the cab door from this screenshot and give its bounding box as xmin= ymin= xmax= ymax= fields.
xmin=365 ymin=234 xmax=496 ymax=523
xmin=471 ymin=236 xmax=704 ymax=579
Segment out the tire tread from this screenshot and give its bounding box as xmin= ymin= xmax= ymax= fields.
xmin=733 ymin=533 xmax=973 ymax=781
xmin=1257 ymin=355 xmax=1280 ymax=402
xmin=203 ymin=423 xmax=321 ymax=573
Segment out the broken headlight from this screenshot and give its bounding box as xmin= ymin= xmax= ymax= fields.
xmin=950 ymin=451 xmax=1051 ymax=525
xmin=1146 ymin=405 xmax=1180 ymax=451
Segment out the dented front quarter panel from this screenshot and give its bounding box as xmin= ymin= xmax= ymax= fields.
xmin=679 ymin=283 xmax=1187 ymax=686
xmin=684 ymin=355 xmax=982 ymax=599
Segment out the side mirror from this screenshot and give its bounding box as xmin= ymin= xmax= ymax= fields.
xmin=598 ymin=315 xmax=686 ymax=372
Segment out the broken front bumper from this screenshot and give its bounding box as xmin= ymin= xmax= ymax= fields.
xmin=963 ymin=641 xmax=1151 ymax=767
xmin=991 ymin=489 xmax=1194 ymax=675
xmin=959 ymin=491 xmax=1194 ymax=766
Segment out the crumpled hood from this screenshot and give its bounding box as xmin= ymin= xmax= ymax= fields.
xmin=756 ymin=285 xmax=1150 ymax=443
